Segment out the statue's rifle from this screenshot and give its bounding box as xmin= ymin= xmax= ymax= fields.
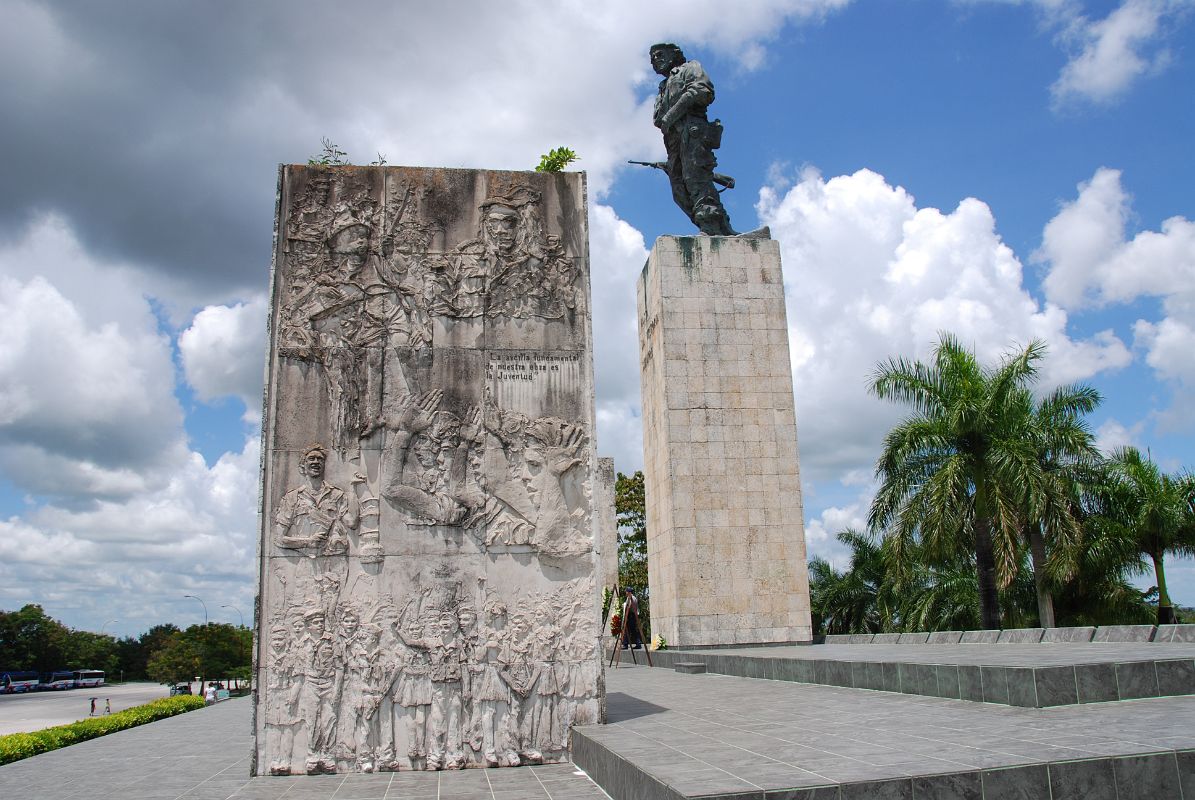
xmin=627 ymin=160 xmax=736 ymax=191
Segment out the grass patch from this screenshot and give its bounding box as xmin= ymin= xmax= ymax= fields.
xmin=0 ymin=695 xmax=206 ymax=765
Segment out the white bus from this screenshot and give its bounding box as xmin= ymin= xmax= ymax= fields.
xmin=72 ymin=669 xmax=105 ymax=688
xmin=1 ymin=670 xmax=39 ymax=693
xmin=40 ymin=671 xmax=76 ymax=690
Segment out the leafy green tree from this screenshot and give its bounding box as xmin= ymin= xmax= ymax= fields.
xmin=119 ymin=624 xmax=181 ymax=681
xmin=64 ymin=631 xmax=120 ymax=675
xmin=869 ymin=335 xmax=1060 ymax=630
xmin=146 ymin=634 xmax=202 ymax=685
xmin=1088 ymin=447 xmax=1195 ymax=624
xmin=615 ymin=470 xmax=650 ymax=635
xmin=184 ymin=623 xmax=252 ymax=678
xmin=0 ymin=604 xmax=71 ymax=671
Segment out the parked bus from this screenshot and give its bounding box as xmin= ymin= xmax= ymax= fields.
xmin=40 ymin=671 xmax=76 ymax=690
xmin=72 ymin=669 xmax=105 ymax=688
xmin=1 ymin=670 xmax=40 ymax=693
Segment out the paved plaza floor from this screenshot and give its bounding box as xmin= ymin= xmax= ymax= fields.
xmin=0 ymin=697 xmax=611 ymax=800
xmin=0 ymin=683 xmax=170 ymax=736
xmin=8 ymin=665 xmax=1195 ymax=799
xmin=575 ymin=664 xmax=1195 ymax=799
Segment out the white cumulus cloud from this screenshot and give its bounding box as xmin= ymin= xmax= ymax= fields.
xmin=759 ymin=167 xmax=1132 ymax=483
xmin=1050 ymin=0 xmax=1183 ymax=106
xmin=179 ymin=296 xmax=268 ymax=416
xmin=1037 ymin=167 xmax=1195 ymax=427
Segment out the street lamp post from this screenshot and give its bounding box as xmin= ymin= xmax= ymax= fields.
xmin=220 ymin=604 xmax=244 ymax=627
xmin=184 ymin=595 xmax=208 ymax=625
xmin=100 ymin=619 xmax=118 ymax=635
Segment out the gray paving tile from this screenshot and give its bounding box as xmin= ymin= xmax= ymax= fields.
xmin=837 ymin=778 xmax=911 ymax=799
xmin=910 ymin=770 xmax=981 ymax=800
xmin=1005 ymin=668 xmax=1038 ymax=707
xmin=981 ymin=666 xmax=1011 ymax=705
xmin=1034 ymin=666 xmax=1078 ymax=707
xmin=1047 ymin=758 xmax=1117 ymax=800
xmin=1111 ymin=752 xmax=1182 ymax=800
xmin=1076 ymin=663 xmax=1118 ymax=703
xmin=1155 ymin=658 xmax=1195 ymax=696
xmin=1116 ymin=661 xmax=1160 ymax=699
xmin=979 ymin=763 xmax=1050 ymax=799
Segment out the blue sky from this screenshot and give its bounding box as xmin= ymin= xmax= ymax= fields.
xmin=0 ymin=0 xmax=1192 ymax=637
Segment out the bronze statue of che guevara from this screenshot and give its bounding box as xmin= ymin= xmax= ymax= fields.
xmin=638 ymin=42 xmax=737 ymax=236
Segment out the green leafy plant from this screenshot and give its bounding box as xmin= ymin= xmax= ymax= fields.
xmin=535 ymin=146 xmax=578 ymax=173
xmin=308 ymin=137 xmax=350 ymax=166
xmin=0 ymin=695 xmax=205 ymax=765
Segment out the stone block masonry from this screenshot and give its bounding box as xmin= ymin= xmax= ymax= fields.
xmin=637 ymin=234 xmax=812 ymax=647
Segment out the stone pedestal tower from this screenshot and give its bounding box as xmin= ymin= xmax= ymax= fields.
xmin=637 ymin=234 xmax=812 ymax=647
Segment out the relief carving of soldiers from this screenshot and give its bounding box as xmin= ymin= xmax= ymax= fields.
xmin=274 ymin=445 xmax=357 ymax=616
xmin=446 ymin=186 xmax=578 ymax=320
xmin=425 ymin=608 xmax=466 ymax=770
xmin=263 ymin=168 xmax=599 ymax=774
xmin=296 ymin=607 xmax=342 ymax=775
xmin=265 ymin=621 xmax=303 ymax=776
xmin=458 ymin=592 xmax=516 ymax=768
xmin=380 ymin=392 xmax=487 ymax=527
xmin=274 ymin=445 xmax=358 ymax=557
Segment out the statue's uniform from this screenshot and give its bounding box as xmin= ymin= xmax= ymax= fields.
xmin=654 ymin=60 xmax=734 ymax=236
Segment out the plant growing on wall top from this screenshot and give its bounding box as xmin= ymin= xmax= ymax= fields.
xmin=536 ymin=147 xmax=578 ymax=172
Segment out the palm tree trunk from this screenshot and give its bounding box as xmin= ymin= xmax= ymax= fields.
xmin=975 ymin=516 xmax=1002 ymax=630
xmin=1151 ymin=550 xmax=1176 ymax=625
xmin=1028 ymin=523 xmax=1056 ymax=628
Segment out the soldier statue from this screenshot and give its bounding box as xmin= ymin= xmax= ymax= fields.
xmin=644 ymin=43 xmax=736 ymax=236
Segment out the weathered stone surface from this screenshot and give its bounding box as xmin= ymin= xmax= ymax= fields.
xmin=1043 ymin=626 xmax=1095 ymax=643
xmin=674 ymin=662 xmax=707 ymax=674
xmin=1094 ymin=625 xmax=1157 ymax=643
xmin=637 ymin=235 xmax=812 ymax=648
xmin=1156 ymin=625 xmax=1195 ymax=643
xmin=595 ymin=457 xmax=618 ymax=593
xmin=997 ymin=628 xmax=1045 ymax=644
xmin=254 ymin=166 xmax=601 ymax=775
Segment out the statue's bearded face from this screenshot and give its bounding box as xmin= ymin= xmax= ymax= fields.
xmin=650 ymin=47 xmax=680 ymax=75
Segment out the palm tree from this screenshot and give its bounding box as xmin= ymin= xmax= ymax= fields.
xmin=808 ymin=529 xmax=893 ymax=635
xmin=1089 ymin=447 xmax=1195 ymax=624
xmin=1018 ymin=385 xmax=1102 ymax=627
xmin=894 ymin=550 xmax=1038 ymax=632
xmin=869 ymin=334 xmax=1054 ymax=630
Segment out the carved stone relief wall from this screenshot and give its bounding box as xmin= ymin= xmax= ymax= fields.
xmin=255 ymin=166 xmax=599 ymax=775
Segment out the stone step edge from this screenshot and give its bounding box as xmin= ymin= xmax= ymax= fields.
xmin=572 ymin=729 xmax=1193 ymax=800
xmin=637 ymin=649 xmax=1195 ymax=707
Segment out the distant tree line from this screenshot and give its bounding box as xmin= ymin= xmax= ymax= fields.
xmin=811 ymin=335 xmax=1195 ymax=636
xmin=0 ymin=604 xmax=251 ymax=685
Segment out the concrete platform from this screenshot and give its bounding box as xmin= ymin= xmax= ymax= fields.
xmin=0 ymin=697 xmax=610 ymax=800
xmin=640 ymin=642 xmax=1195 ymax=707
xmin=575 ymin=664 xmax=1195 ymax=799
